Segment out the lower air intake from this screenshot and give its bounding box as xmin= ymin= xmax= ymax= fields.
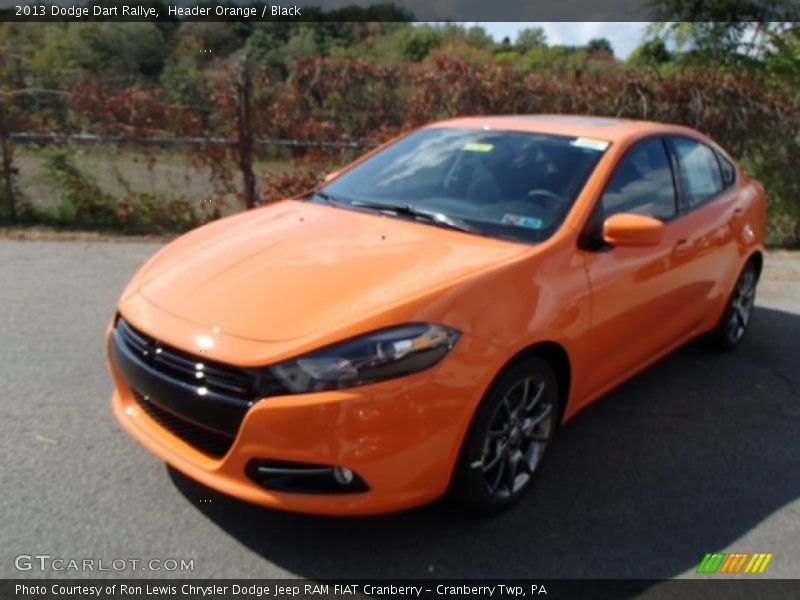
xmin=133 ymin=391 xmax=234 ymax=459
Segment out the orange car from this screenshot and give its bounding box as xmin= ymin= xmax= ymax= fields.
xmin=108 ymin=116 xmax=765 ymax=515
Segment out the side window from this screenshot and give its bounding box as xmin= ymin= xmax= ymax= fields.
xmin=671 ymin=136 xmax=724 ymax=208
xmin=601 ymin=137 xmax=677 ymax=220
xmin=716 ymin=151 xmax=736 ymax=189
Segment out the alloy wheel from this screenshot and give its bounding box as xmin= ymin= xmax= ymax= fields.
xmin=725 ymin=267 xmax=757 ymax=344
xmin=476 ymin=376 xmax=554 ymax=499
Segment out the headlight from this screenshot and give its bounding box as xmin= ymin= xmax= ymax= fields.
xmin=269 ymin=323 xmax=460 ymax=393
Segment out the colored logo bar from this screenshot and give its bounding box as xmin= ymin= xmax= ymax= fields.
xmin=697 ymin=552 xmax=773 ymax=574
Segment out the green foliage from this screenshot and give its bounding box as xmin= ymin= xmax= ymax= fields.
xmin=178 ymin=21 xmax=250 ymax=58
xmin=586 ymin=38 xmax=614 ymax=56
xmin=517 ymin=45 xmax=592 ymax=77
xmin=647 ymin=0 xmax=800 ymax=77
xmin=33 ymin=23 xmax=169 ymax=79
xmin=1 ymin=17 xmax=798 ymax=244
xmin=38 ymin=148 xmax=118 ymax=229
xmin=396 ymin=25 xmax=445 ymax=62
xmin=115 ymin=193 xmax=208 ymax=234
xmin=515 ymin=27 xmax=547 ymax=52
xmin=161 ymin=57 xmax=212 ymax=114
xmin=764 ymin=23 xmax=800 ymax=86
xmin=26 ymin=148 xmax=215 ymax=234
xmin=494 ymin=50 xmax=523 ymax=66
xmin=628 ymin=39 xmax=672 ymax=67
xmin=283 ymin=28 xmax=319 ymax=63
xmin=742 ymin=140 xmax=800 ymax=247
xmin=464 ymin=26 xmax=493 ymax=49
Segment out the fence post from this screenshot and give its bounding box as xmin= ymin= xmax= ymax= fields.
xmin=236 ymin=55 xmax=259 ymax=210
xmin=0 ymin=94 xmax=17 ymax=224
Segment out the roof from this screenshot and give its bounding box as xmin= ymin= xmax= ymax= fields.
xmin=432 ymin=114 xmax=689 ymax=143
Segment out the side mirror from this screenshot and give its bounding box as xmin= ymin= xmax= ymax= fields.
xmin=323 ymin=170 xmax=341 ymax=183
xmin=603 ymin=213 xmax=665 ymax=247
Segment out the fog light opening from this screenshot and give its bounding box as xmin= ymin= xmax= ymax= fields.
xmin=334 ymin=466 xmax=354 ymax=485
xmin=246 ymin=459 xmax=369 ymax=494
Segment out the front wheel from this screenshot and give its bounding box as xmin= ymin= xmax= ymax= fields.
xmin=709 ymin=261 xmax=759 ymax=351
xmin=450 ymin=356 xmax=560 ymax=514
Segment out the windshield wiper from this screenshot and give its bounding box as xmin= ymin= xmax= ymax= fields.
xmin=350 ymin=200 xmax=476 ymax=234
xmin=310 ymin=190 xmax=346 ymax=206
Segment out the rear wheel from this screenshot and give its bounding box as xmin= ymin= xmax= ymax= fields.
xmin=709 ymin=261 xmax=759 ymax=351
xmin=450 ymin=356 xmax=560 ymax=514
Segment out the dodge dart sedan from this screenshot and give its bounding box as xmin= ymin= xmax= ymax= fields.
xmin=108 ymin=115 xmax=765 ymax=514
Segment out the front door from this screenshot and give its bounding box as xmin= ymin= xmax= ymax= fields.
xmin=577 ymin=136 xmax=702 ymax=400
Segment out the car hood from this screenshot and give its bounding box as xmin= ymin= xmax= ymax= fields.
xmin=133 ymin=200 xmax=527 ymax=342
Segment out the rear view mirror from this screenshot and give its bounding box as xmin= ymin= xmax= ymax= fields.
xmin=603 ymin=213 xmax=665 ymax=247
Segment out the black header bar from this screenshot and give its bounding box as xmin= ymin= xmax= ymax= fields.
xmin=2 ymin=0 xmax=799 ymax=22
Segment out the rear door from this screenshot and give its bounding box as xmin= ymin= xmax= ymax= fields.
xmin=665 ymin=135 xmax=744 ymax=319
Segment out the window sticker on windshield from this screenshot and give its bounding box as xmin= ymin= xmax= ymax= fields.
xmin=463 ymin=142 xmax=494 ymax=153
xmin=502 ymin=214 xmax=544 ymax=229
xmin=571 ymin=137 xmax=610 ymax=151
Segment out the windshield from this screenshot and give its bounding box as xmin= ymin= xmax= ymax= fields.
xmin=317 ymin=127 xmax=608 ymax=243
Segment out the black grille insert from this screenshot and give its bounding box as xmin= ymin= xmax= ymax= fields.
xmin=116 ymin=318 xmax=262 ymax=398
xmin=133 ymin=391 xmax=234 ymax=458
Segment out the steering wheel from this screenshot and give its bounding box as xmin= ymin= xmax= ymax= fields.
xmin=526 ymin=189 xmax=568 ymax=213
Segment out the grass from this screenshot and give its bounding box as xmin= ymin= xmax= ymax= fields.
xmin=13 ymin=144 xmax=309 ymax=215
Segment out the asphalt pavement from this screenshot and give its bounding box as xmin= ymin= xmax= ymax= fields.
xmin=1 ymin=238 xmax=798 ymax=583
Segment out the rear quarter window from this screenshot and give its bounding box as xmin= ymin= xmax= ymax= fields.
xmin=716 ymin=152 xmax=737 ymax=188
xmin=671 ymin=136 xmax=724 ymax=209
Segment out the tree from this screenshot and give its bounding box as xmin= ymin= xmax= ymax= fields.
xmin=628 ymin=39 xmax=672 ymax=66
xmin=397 ymin=25 xmax=444 ymax=62
xmin=465 ymin=25 xmax=493 ymax=49
xmin=764 ymin=23 xmax=800 ymax=85
xmin=586 ymin=38 xmax=614 ymax=56
xmin=0 ymin=93 xmax=16 ymax=223
xmin=515 ymin=27 xmax=547 ymax=52
xmin=178 ymin=21 xmax=250 ymax=58
xmin=648 ymin=0 xmax=800 ymax=71
xmin=233 ymin=51 xmax=259 ymax=210
xmin=0 ymin=50 xmax=21 ymax=224
xmin=160 ymin=42 xmax=214 ymax=122
xmin=33 ymin=22 xmax=169 ymax=80
xmin=283 ymin=28 xmax=319 ymax=63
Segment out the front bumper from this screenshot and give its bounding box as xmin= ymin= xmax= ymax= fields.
xmin=107 ymin=317 xmax=501 ymax=515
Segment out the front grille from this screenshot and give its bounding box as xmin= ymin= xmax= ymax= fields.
xmin=113 ymin=316 xmax=290 ymax=454
xmin=116 ymin=318 xmax=261 ymax=398
xmin=115 ymin=317 xmax=287 ymax=399
xmin=133 ymin=391 xmax=234 ymax=458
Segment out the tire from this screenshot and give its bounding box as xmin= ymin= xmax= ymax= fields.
xmin=708 ymin=260 xmax=759 ymax=351
xmin=450 ymin=356 xmax=561 ymax=514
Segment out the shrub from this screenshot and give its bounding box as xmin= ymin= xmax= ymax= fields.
xmin=10 ymin=52 xmax=800 ymax=245
xmin=742 ymin=139 xmax=800 ymax=247
xmin=404 ymin=59 xmax=800 ymax=245
xmin=39 ymin=149 xmax=118 ymax=229
xmin=262 ymin=167 xmax=323 ymax=202
xmin=115 ymin=193 xmax=219 ymax=235
xmin=267 ymin=56 xmax=404 ymax=142
xmin=29 ymin=148 xmax=220 ymax=234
